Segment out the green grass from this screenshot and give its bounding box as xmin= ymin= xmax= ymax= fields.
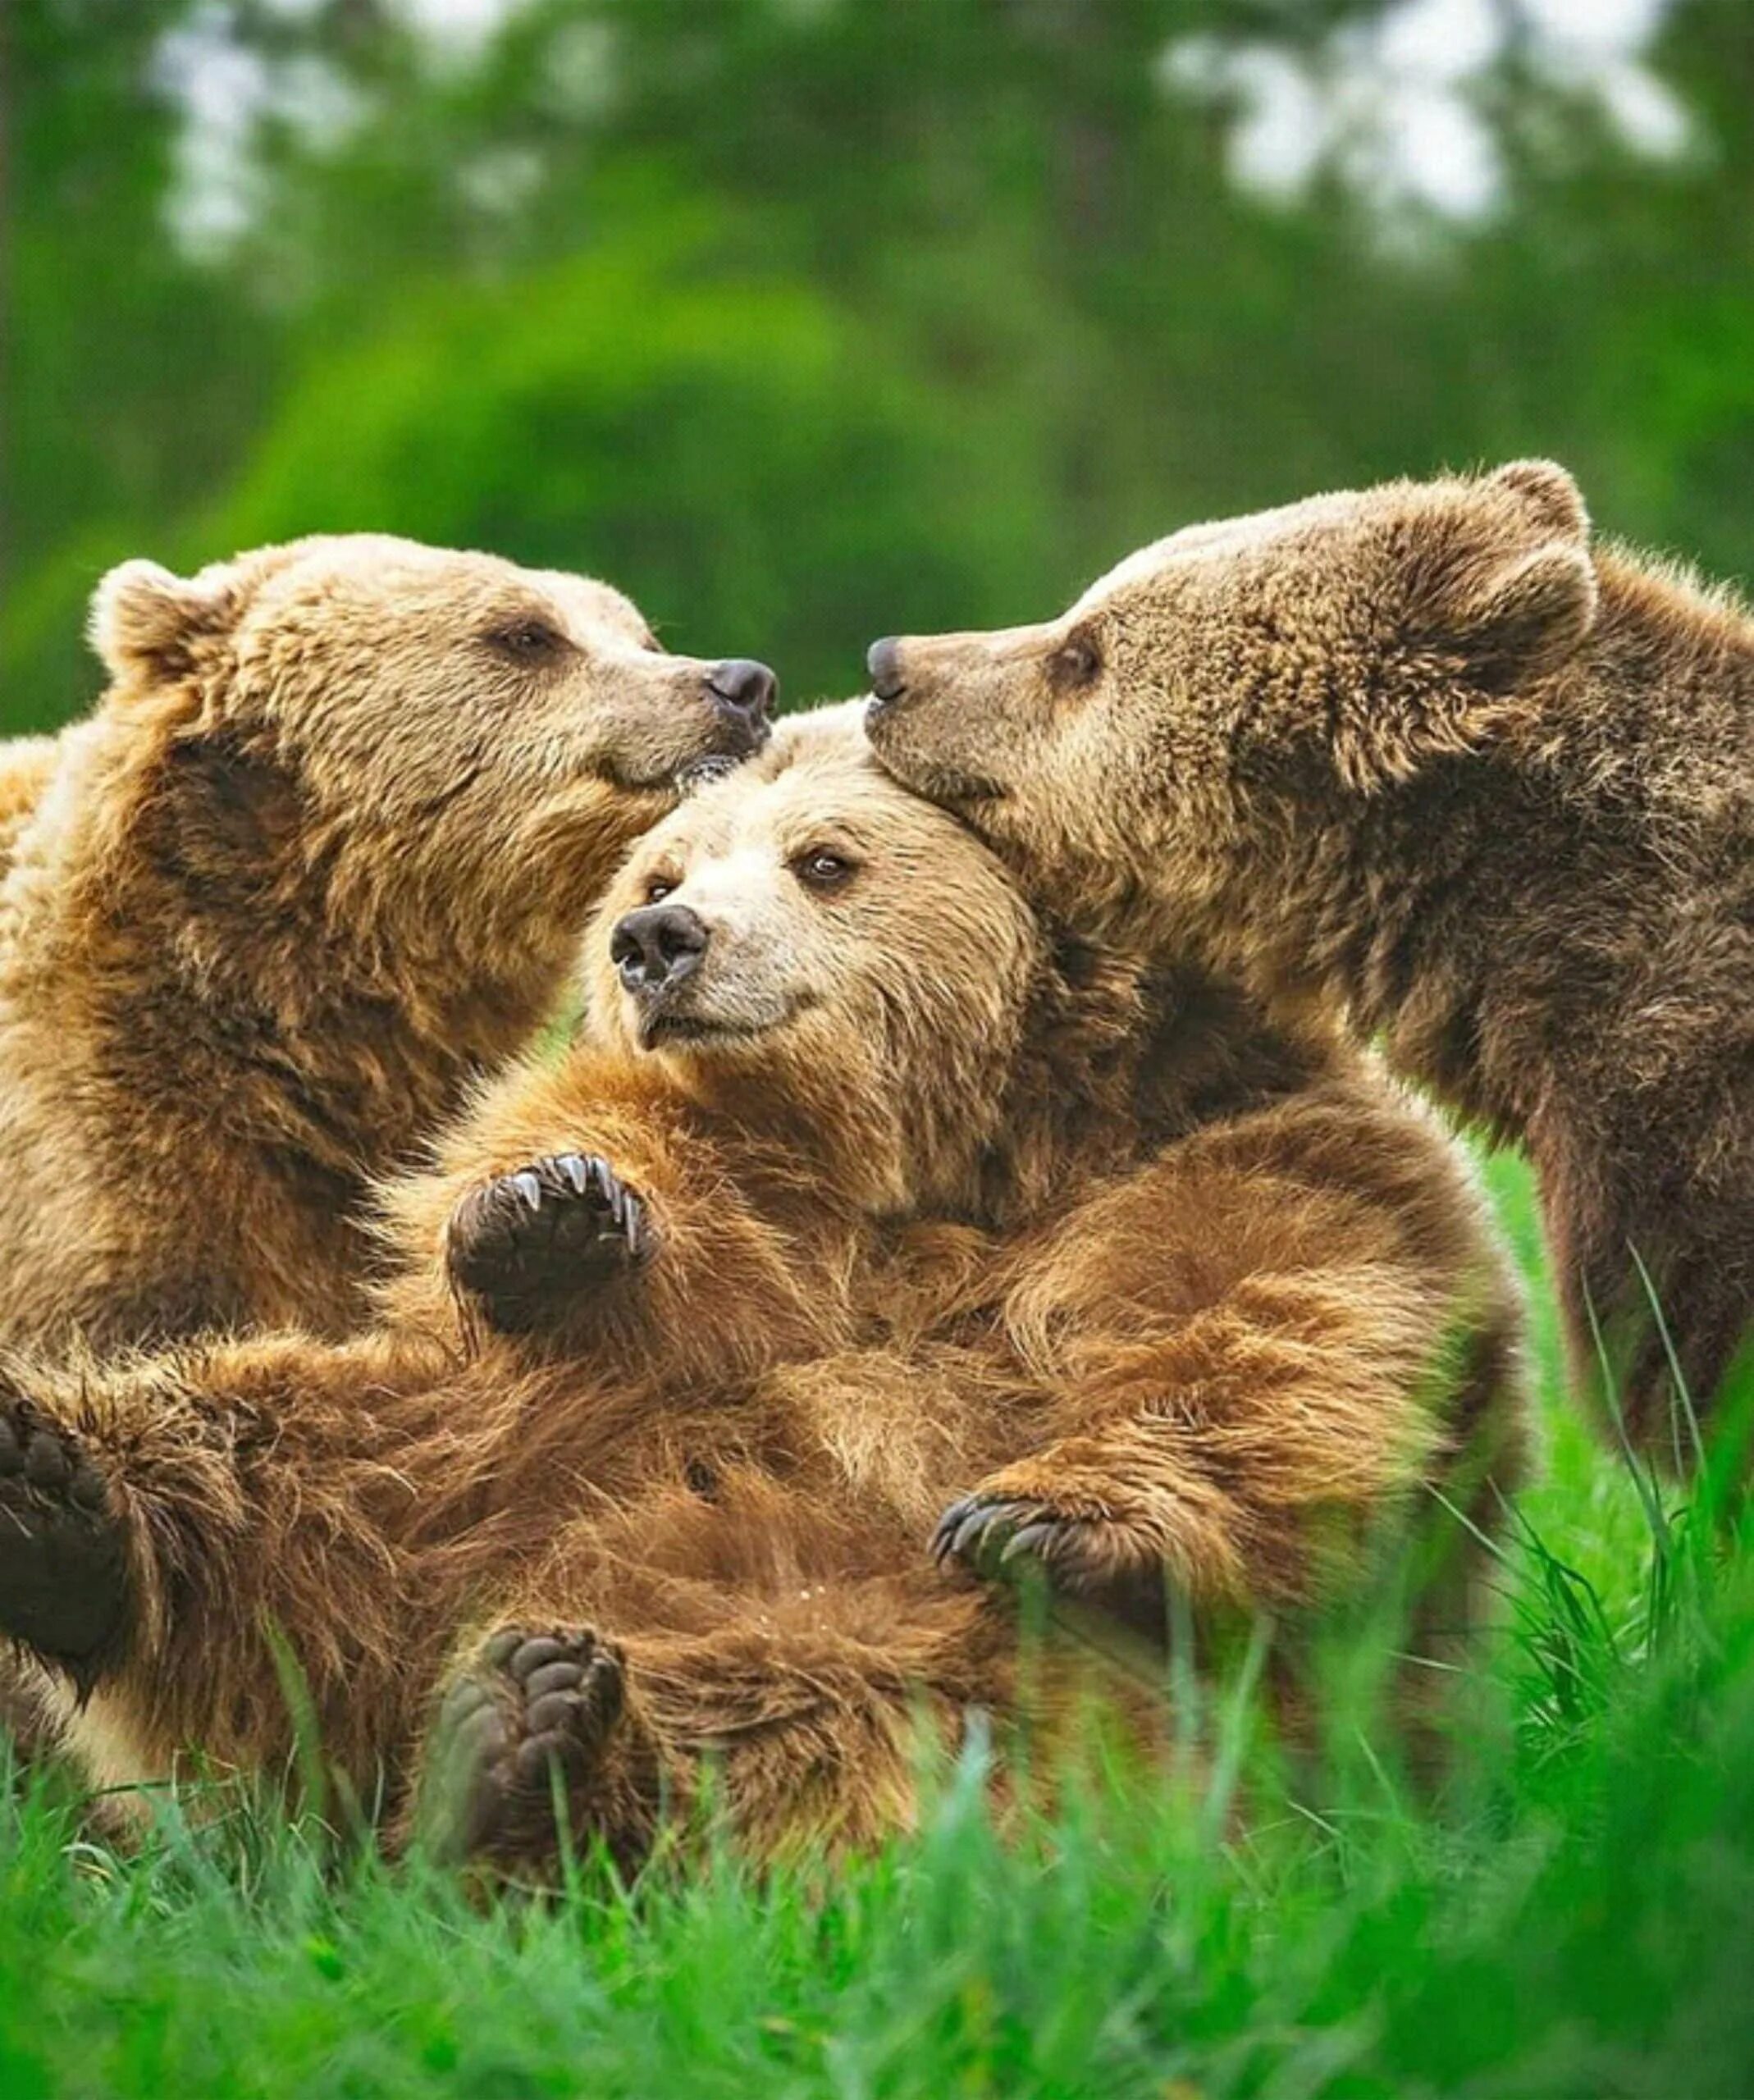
xmin=5 ymin=1156 xmax=1753 ymax=2099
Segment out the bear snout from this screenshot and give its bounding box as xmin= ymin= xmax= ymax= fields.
xmin=866 ymin=637 xmax=907 ymax=710
xmin=705 ymin=660 xmax=779 ymax=746
xmin=611 ymin=903 xmax=710 ymax=1000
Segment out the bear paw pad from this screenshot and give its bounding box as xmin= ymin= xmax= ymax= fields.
xmin=423 ymin=1625 xmax=625 ymax=1869
xmin=0 ymin=1399 xmax=128 ymax=1676
xmin=446 ymin=1155 xmax=649 ymax=1337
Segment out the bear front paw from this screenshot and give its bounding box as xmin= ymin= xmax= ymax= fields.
xmin=932 ymin=1486 xmax=1131 ymax=1595
xmin=445 ymin=1153 xmax=651 ymax=1336
xmin=0 ymin=1399 xmax=130 ymax=1681
xmin=420 ymin=1625 xmax=628 ymax=1872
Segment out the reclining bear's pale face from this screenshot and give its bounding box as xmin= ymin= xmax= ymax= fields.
xmin=91 ymin=533 xmax=777 ymax=927
xmin=862 ymin=461 xmax=1596 ymax=933
xmin=581 ymin=706 xmax=1042 ymax=1210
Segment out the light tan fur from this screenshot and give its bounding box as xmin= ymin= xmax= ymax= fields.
xmin=0 ymin=736 xmax=62 ymax=877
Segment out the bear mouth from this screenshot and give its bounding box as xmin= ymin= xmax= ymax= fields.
xmin=673 ymin=752 xmax=746 ymax=796
xmin=924 ymin=765 xmax=1006 ymax=806
xmin=604 ymin=721 xmax=771 ymax=797
xmin=864 ymin=734 xmax=1006 ymax=811
xmin=637 ymin=1012 xmax=773 ymax=1052
xmin=634 ymin=984 xmax=816 ymax=1053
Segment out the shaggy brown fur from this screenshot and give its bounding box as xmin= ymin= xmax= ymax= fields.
xmin=0 ymin=537 xmax=772 ymax=1354
xmin=0 ymin=713 xmax=1524 ymax=1874
xmin=866 ymin=462 xmax=1754 ymax=1456
xmin=0 ymin=736 xmax=61 ymax=876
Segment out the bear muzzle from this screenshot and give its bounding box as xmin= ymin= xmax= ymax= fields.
xmin=611 ymin=904 xmax=710 ymax=1022
xmin=706 ymin=660 xmax=779 ymax=749
xmin=865 ymin=637 xmax=907 ymax=714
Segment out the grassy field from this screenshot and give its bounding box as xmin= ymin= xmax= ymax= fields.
xmin=2 ymin=1155 xmax=1752 ymax=2100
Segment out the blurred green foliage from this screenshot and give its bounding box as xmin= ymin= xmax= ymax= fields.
xmin=5 ymin=0 xmax=1754 ymax=723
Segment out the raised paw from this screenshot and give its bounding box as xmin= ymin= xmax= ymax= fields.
xmin=0 ymin=1399 xmax=128 ymax=1679
xmin=445 ymin=1153 xmax=650 ymax=1336
xmin=932 ymin=1489 xmax=1117 ymax=1592
xmin=421 ymin=1624 xmax=626 ymax=1870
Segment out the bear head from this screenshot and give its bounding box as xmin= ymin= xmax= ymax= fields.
xmin=581 ymin=704 xmax=1059 ymax=1217
xmin=864 ymin=460 xmax=1596 ymax=934
xmin=85 ymin=535 xmax=775 ymax=990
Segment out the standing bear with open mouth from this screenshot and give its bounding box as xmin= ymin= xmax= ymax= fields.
xmin=866 ymin=462 xmax=1753 ymax=1459
xmin=0 ymin=711 xmax=1523 ymax=1874
xmin=0 ymin=535 xmax=773 ymax=1354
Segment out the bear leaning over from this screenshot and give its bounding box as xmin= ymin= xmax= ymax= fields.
xmin=0 ymin=710 xmax=1526 ymax=1874
xmin=866 ymin=461 xmax=1754 ymax=1457
xmin=0 ymin=536 xmax=774 ymax=1354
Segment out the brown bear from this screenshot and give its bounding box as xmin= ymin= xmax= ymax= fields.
xmin=0 ymin=710 xmax=1524 ymax=1874
xmin=866 ymin=463 xmax=1754 ymax=1459
xmin=0 ymin=535 xmax=774 ymax=1354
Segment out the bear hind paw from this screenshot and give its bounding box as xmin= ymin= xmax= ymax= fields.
xmin=421 ymin=1624 xmax=626 ymax=1873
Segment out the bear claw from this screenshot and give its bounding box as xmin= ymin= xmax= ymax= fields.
xmin=446 ymin=1153 xmax=650 ymax=1336
xmin=932 ymin=1491 xmax=1102 ymax=1586
xmin=0 ymin=1399 xmax=128 ymax=1677
xmin=423 ymin=1623 xmax=626 ymax=1869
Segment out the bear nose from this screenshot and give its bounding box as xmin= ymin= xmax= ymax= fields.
xmin=611 ymin=903 xmax=710 ymax=995
xmin=866 ymin=637 xmax=907 ymax=710
xmin=706 ymin=659 xmax=779 ymax=728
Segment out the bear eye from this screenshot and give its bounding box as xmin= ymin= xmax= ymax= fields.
xmin=1051 ymin=632 xmax=1103 ymax=688
xmin=792 ymin=849 xmax=856 ymax=892
xmin=486 ymin=615 xmax=569 ymax=664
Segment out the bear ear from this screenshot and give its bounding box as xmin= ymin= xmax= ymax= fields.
xmin=1487 ymin=458 xmax=1590 ymax=541
xmin=1338 ymin=462 xmax=1596 ymax=791
xmin=89 ymin=559 xmax=239 ymax=680
xmin=1408 ymin=461 xmax=1597 ymax=693
xmin=1442 ymin=539 xmax=1599 ymax=692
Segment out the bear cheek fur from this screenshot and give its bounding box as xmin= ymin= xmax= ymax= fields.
xmin=968 ymin=648 xmax=1246 ymax=946
xmin=788 ymin=921 xmax=1040 ymax=1217
xmin=235 ymin=591 xmax=683 ymax=945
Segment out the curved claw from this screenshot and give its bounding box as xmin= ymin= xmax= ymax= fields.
xmin=1000 ymin=1521 xmax=1059 ymax=1568
xmin=932 ymin=1498 xmax=970 ymax=1562
xmin=951 ymin=1508 xmax=997 ymax=1564
xmin=933 ymin=1497 xmax=1039 ymax=1574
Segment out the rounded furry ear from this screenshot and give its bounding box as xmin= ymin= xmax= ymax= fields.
xmin=1408 ymin=463 xmax=1598 ymax=692
xmin=1453 ymin=541 xmax=1599 ymax=690
xmin=89 ymin=559 xmax=236 ymax=679
xmin=1487 ymin=459 xmax=1589 ymax=542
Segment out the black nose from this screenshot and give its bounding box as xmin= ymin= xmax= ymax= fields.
xmin=866 ymin=637 xmax=906 ymax=708
xmin=610 ymin=903 xmax=710 ymax=994
xmin=706 ymin=659 xmax=779 ymax=726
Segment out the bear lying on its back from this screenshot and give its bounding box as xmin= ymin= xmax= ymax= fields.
xmin=0 ymin=536 xmax=773 ymax=1353
xmin=867 ymin=463 xmax=1753 ymax=1457
xmin=0 ymin=712 xmax=1524 ymax=1872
